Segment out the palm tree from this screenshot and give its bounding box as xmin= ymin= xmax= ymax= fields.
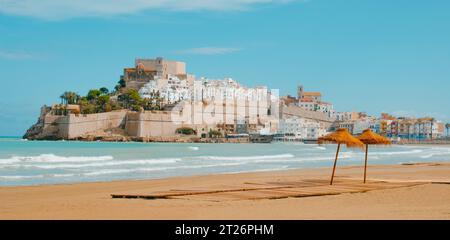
xmin=396 ymin=121 xmax=399 ymax=138
xmin=60 ymin=92 xmax=71 ymax=105
xmin=446 ymin=123 xmax=450 ymax=138
xmin=405 ymin=121 xmax=411 ymax=140
xmin=430 ymin=118 xmax=435 ymax=140
xmin=67 ymin=92 xmax=78 ymax=104
xmin=60 ymin=91 xmax=80 ymax=105
xmin=411 ymin=120 xmax=417 ymax=140
xmin=60 ymin=93 xmax=65 ymax=104
xmin=416 ymin=119 xmax=423 ymax=141
xmin=422 ymin=121 xmax=426 ymax=140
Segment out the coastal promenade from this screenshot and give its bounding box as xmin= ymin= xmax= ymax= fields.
xmin=1 ymin=162 xmax=450 ymax=219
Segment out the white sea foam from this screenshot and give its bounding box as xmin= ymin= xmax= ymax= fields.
xmin=0 ymin=154 xmax=114 ymax=164
xmin=0 ymin=158 xmax=22 ymax=164
xmin=198 ymin=153 xmax=295 ymax=161
xmin=0 ymin=175 xmax=39 ymax=180
xmin=51 ymin=173 xmax=76 ymax=178
xmin=420 ymin=152 xmax=450 ymax=159
xmin=2 ymin=143 xmax=449 ymax=186
xmin=0 ymin=153 xmax=343 ymax=170
xmin=83 ymin=169 xmax=134 ymax=176
xmin=204 ymin=153 xmax=347 ymax=164
xmin=82 ymin=162 xmax=247 ymax=176
xmin=370 ymin=149 xmax=423 ymax=156
xmin=227 ymin=166 xmax=290 ymax=174
xmin=3 ymin=158 xmax=181 ymax=169
xmin=0 ymin=173 xmax=75 ymax=180
xmin=430 ymin=146 xmax=450 ymax=150
xmin=196 ymin=153 xmax=350 ymax=164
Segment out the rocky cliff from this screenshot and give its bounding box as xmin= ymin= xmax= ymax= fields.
xmin=23 ymin=106 xmax=63 ymax=140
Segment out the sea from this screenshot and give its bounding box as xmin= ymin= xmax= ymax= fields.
xmin=1 ymin=136 xmax=450 ymax=186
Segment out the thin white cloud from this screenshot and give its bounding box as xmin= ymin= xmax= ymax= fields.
xmin=176 ymin=47 xmax=242 ymax=55
xmin=0 ymin=50 xmax=35 ymax=60
xmin=0 ymin=0 xmax=298 ymax=20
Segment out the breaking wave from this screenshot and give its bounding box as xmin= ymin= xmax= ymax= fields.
xmin=1 ymin=158 xmax=181 ymax=169
xmin=0 ymin=173 xmax=75 ymax=180
xmin=187 ymin=146 xmax=199 ymax=151
xmin=198 ymin=153 xmax=295 ymax=161
xmin=82 ymin=162 xmax=247 ymax=176
xmin=420 ymin=152 xmax=450 ymax=159
xmin=0 ymin=154 xmax=114 ymax=164
xmin=370 ymin=149 xmax=423 ymax=156
xmin=2 ymin=143 xmax=450 ymax=185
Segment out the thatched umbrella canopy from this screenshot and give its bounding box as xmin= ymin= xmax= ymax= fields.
xmin=357 ymin=129 xmax=391 ymax=183
xmin=318 ymin=128 xmax=364 ymax=185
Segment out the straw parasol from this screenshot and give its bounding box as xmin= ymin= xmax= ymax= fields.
xmin=318 ymin=128 xmax=364 ymax=185
xmin=357 ymin=129 xmax=391 ymax=183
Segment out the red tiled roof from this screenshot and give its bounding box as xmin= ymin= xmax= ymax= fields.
xmin=303 ymin=92 xmax=322 ymax=96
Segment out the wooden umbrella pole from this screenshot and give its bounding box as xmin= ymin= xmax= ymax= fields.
xmin=364 ymin=144 xmax=368 ymax=183
xmin=330 ymin=143 xmax=341 ymax=185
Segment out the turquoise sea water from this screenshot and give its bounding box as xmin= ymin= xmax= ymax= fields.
xmin=1 ymin=137 xmax=450 ymax=186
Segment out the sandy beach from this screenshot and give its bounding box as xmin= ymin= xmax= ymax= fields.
xmin=1 ymin=161 xmax=450 ymax=220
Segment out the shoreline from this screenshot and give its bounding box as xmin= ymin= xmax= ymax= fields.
xmin=1 ymin=161 xmax=450 ymax=219
xmin=12 ymin=136 xmax=450 ymax=145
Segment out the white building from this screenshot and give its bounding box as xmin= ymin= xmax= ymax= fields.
xmin=335 ymin=112 xmax=361 ymax=122
xmin=352 ymin=119 xmax=374 ymax=135
xmin=295 ymin=98 xmax=335 ymax=119
xmin=195 ymin=77 xmax=269 ymax=102
xmin=412 ymin=119 xmax=444 ymax=139
xmin=277 ymin=117 xmax=327 ymax=140
xmin=139 ymin=74 xmax=191 ymax=104
xmin=335 ymin=117 xmax=380 ymax=135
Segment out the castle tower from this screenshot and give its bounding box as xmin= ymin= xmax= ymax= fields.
xmin=297 ymin=85 xmax=304 ymax=99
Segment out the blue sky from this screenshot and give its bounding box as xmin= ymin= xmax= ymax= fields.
xmin=1 ymin=0 xmax=449 ymax=136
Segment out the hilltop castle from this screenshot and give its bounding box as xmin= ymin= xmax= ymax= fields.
xmin=121 ymin=57 xmax=195 ymax=90
xmin=23 ymin=57 xmax=337 ymax=142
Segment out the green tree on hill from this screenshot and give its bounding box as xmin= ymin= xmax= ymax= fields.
xmin=99 ymin=87 xmax=109 ymax=95
xmin=114 ymin=79 xmax=126 ymax=92
xmin=97 ymin=95 xmax=110 ymax=105
xmin=78 ymin=97 xmax=96 ymax=114
xmin=118 ymin=88 xmax=141 ymax=109
xmin=87 ymin=89 xmax=102 ymax=101
xmin=209 ymin=129 xmax=223 ymax=138
xmin=60 ymin=80 xmax=164 ymax=114
xmin=97 ymin=95 xmax=111 ymax=112
xmin=119 ymin=79 xmax=126 ymax=88
xmin=176 ymin=127 xmax=197 ymax=135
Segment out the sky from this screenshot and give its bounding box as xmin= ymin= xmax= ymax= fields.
xmin=0 ymin=0 xmax=449 ymax=136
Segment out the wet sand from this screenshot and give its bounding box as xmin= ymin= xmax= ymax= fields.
xmin=1 ymin=162 xmax=450 ymax=219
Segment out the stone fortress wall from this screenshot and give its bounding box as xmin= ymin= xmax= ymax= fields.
xmin=62 ymin=110 xmax=128 ymax=139
xmin=27 ymin=101 xmax=334 ymax=140
xmin=125 ymin=111 xmax=182 ymax=137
